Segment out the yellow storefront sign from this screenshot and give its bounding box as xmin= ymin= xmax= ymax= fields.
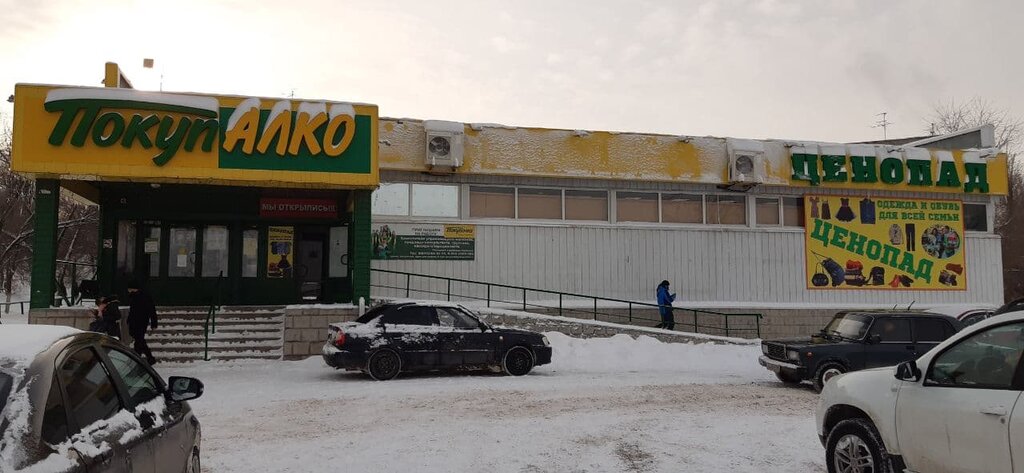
xmin=804 ymin=195 xmax=966 ymax=291
xmin=11 ymin=84 xmax=379 ymax=188
xmin=443 ymin=224 xmax=476 ymax=239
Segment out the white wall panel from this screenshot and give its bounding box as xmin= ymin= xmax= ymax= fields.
xmin=371 ymin=221 xmax=1004 ymax=308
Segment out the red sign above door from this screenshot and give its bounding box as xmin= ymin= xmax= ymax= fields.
xmin=260 ymin=198 xmax=338 ymax=219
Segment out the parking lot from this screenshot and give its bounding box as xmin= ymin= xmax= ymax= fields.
xmin=162 ymin=333 xmax=826 ymax=472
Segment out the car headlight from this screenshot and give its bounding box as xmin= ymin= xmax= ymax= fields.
xmin=542 ymin=336 xmax=551 ymax=347
xmin=761 ymin=344 xmax=769 ymax=355
xmin=787 ymin=350 xmax=801 ymax=361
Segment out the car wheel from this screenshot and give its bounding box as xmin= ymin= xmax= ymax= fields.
xmin=825 ymin=419 xmax=893 ymax=473
xmin=814 ymin=362 xmax=846 ymax=392
xmin=502 ymin=346 xmax=535 ymax=376
xmin=367 ymin=349 xmax=401 ymax=381
xmin=186 ymin=447 xmax=200 ymax=473
xmin=775 ymin=371 xmax=802 ymax=385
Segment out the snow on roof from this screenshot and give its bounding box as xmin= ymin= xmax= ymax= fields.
xmin=0 ymin=325 xmax=81 ymax=363
xmin=423 ymin=120 xmax=466 ymax=134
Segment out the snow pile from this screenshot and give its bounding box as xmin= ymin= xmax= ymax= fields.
xmin=544 ymin=332 xmax=767 ymax=381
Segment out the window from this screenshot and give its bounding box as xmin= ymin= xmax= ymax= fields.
xmin=782 ymin=197 xmax=805 ymax=227
xmin=927 ymin=322 xmax=1024 ymax=389
xmin=518 ymin=188 xmax=562 ymax=219
xmin=142 ymin=225 xmax=161 ymax=277
xmin=661 ymin=194 xmax=702 ymax=224
xmin=437 ymin=307 xmax=480 ymax=329
xmin=41 ymin=374 xmax=68 ymax=445
xmin=915 ymin=318 xmax=954 ymax=342
xmin=0 ymin=374 xmax=11 ymax=419
xmin=372 ymin=183 xmax=410 ymax=216
xmin=60 ymin=348 xmax=122 ymax=434
xmin=616 ymin=192 xmax=659 ymax=222
xmin=868 ymin=318 xmax=912 ymax=343
xmin=706 ymin=195 xmax=747 ymax=225
xmin=103 ymin=348 xmax=160 ymax=409
xmin=167 ymin=227 xmax=196 ymax=277
xmin=242 ymin=229 xmax=259 ymax=278
xmin=964 ymin=204 xmax=988 ymax=232
xmin=411 ymin=184 xmax=459 ymax=217
xmin=469 ymin=186 xmax=515 ymax=218
xmin=565 ymin=190 xmax=608 ymax=221
xmin=201 ymin=226 xmax=229 ymax=277
xmin=962 ymin=311 xmax=993 ymax=326
xmin=756 ymin=198 xmax=780 ymax=225
xmin=382 ymin=306 xmax=437 ymax=326
xmin=116 ymin=220 xmax=136 ymax=274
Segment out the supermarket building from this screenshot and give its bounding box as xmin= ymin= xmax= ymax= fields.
xmin=11 ymin=67 xmax=1010 ymax=337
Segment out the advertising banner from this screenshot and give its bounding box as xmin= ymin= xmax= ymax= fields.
xmin=804 ymin=195 xmax=966 ymax=290
xmin=372 ymin=224 xmax=475 ymax=260
xmin=11 ymin=84 xmax=378 ymax=188
xmin=267 ymin=226 xmax=294 ymax=278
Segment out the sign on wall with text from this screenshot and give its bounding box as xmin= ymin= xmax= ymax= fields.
xmin=804 ymin=195 xmax=966 ymax=291
xmin=372 ymin=224 xmax=475 ymax=260
xmin=11 ymin=84 xmax=378 ymax=188
xmin=267 ymin=226 xmax=294 ymax=278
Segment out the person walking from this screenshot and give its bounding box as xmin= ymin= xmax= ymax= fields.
xmin=655 ymin=280 xmax=676 ymax=330
xmin=127 ymin=281 xmax=159 ymax=364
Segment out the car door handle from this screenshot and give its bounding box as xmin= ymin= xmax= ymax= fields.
xmin=980 ymin=406 xmax=1007 ymax=416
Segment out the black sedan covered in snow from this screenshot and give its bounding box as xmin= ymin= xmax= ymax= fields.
xmin=0 ymin=325 xmax=204 ymax=473
xmin=322 ymin=301 xmax=553 ymax=380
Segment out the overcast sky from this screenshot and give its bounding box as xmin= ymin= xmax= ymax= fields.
xmin=2 ymin=0 xmax=1022 ymax=143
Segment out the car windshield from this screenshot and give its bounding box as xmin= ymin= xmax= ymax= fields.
xmin=355 ymin=304 xmax=394 ymax=324
xmin=0 ymin=373 xmax=12 ymax=413
xmin=823 ymin=313 xmax=872 ymax=340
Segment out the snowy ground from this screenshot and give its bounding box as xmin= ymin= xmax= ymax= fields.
xmin=161 ymin=333 xmax=825 ymax=472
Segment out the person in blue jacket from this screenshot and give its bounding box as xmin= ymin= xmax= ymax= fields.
xmin=656 ymin=280 xmax=676 ymax=330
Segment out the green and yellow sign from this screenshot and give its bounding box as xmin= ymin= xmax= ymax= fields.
xmin=11 ymin=84 xmax=378 ymax=188
xmin=804 ymin=195 xmax=966 ymax=291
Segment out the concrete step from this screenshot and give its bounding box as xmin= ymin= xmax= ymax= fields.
xmin=157 ymin=313 xmax=284 ymax=322
xmin=154 ymin=352 xmax=283 ymax=363
xmin=150 ymin=342 xmax=281 ymax=353
xmin=150 ymin=334 xmax=282 ymax=344
xmin=149 ymin=325 xmax=282 ymax=335
xmin=159 ymin=318 xmax=283 ymax=327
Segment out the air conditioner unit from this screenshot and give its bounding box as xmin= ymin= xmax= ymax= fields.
xmin=726 ymin=138 xmax=766 ymax=187
xmin=424 ymin=120 xmax=465 ymax=171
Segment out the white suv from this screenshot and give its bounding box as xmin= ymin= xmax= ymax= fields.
xmin=816 ymin=310 xmax=1024 ymax=473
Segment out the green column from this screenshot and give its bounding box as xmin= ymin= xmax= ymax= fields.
xmin=350 ymin=190 xmax=372 ymax=303
xmin=30 ymin=179 xmax=61 ymax=309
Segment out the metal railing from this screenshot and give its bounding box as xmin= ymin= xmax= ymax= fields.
xmin=56 ymin=259 xmax=98 ymax=306
xmin=203 ymin=272 xmax=224 ymax=361
xmin=371 ymin=269 xmax=763 ymax=338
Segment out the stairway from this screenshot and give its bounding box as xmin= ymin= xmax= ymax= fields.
xmin=147 ymin=306 xmax=285 ymax=362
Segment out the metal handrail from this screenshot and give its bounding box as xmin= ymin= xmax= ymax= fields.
xmin=203 ymin=272 xmax=224 ymax=361
xmin=55 ymin=259 xmax=98 ymax=306
xmin=371 ymin=269 xmax=763 ymax=338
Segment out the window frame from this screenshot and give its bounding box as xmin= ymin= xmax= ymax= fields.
xmin=913 ymin=317 xmax=955 ymax=343
xmin=55 ymin=344 xmax=127 ymax=435
xmin=923 ymin=321 xmax=1024 ymax=391
xmin=963 ymin=202 xmax=991 ymax=233
xmin=866 ymin=317 xmax=913 ymax=344
xmin=98 ymin=344 xmax=165 ymax=409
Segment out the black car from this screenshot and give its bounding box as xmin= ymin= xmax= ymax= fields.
xmin=0 ymin=326 xmax=204 ymax=473
xmin=322 ymin=301 xmax=553 ymax=380
xmin=758 ymin=311 xmax=963 ymax=391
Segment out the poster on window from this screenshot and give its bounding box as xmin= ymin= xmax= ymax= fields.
xmin=372 ymin=224 xmax=475 ymax=260
xmin=804 ymin=195 xmax=966 ymax=290
xmin=267 ymin=226 xmax=294 ymax=278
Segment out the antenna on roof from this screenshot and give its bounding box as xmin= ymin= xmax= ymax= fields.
xmin=907 ymin=301 xmax=915 ymax=310
xmin=893 ymin=304 xmax=898 ymax=310
xmin=873 ymin=112 xmax=893 ymax=140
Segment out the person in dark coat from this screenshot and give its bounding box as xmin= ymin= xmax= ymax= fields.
xmin=89 ymin=296 xmax=122 ymax=339
xmin=127 ymin=280 xmax=158 ymax=364
xmin=655 ymin=280 xmax=676 ymax=330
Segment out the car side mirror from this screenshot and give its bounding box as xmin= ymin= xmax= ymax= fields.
xmin=479 ymin=322 xmax=489 ymax=333
xmin=868 ymin=334 xmax=882 ymax=345
xmin=167 ymin=376 xmax=204 ymax=402
xmin=894 ymin=361 xmax=921 ymax=382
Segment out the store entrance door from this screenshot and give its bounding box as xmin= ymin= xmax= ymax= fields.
xmin=296 ymin=231 xmax=326 ymax=301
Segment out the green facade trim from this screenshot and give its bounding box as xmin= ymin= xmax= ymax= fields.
xmin=351 ymin=190 xmax=372 ymax=303
xmin=30 ymin=179 xmax=60 ymax=309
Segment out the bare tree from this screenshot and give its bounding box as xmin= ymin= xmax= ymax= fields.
xmin=0 ymin=115 xmax=98 ymax=320
xmin=927 ymin=98 xmax=1024 ymax=301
